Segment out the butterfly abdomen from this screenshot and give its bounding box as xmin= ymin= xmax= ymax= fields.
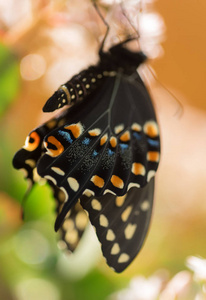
xmin=43 ymin=64 xmax=118 ymax=113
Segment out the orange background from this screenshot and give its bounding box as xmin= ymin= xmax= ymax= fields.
xmin=154 ymin=0 xmax=206 ymax=110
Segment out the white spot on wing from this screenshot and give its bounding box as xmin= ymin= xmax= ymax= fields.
xmin=60 ymin=186 xmax=69 ymax=202
xmin=44 ymin=175 xmax=57 ymax=185
xmin=111 ymin=243 xmax=120 ymax=255
xmin=147 ymin=170 xmax=156 ymax=182
xmin=124 ymin=223 xmax=137 ymax=240
xmin=99 ymin=214 xmax=109 ymax=227
xmin=114 ymin=124 xmax=124 ymax=134
xmin=131 ymin=123 xmax=142 ymax=131
xmin=25 ymin=159 xmax=36 ymax=168
xmin=118 ymin=253 xmax=130 ymax=263
xmin=103 ymin=189 xmax=116 ymax=195
xmin=65 ymin=228 xmax=78 ymax=244
xmin=127 ymin=182 xmax=140 ymax=191
xmin=121 ymin=206 xmax=132 ymax=222
xmin=141 ymin=200 xmax=150 ymax=211
xmin=67 ymin=177 xmax=79 ymax=192
xmin=63 ymin=218 xmax=74 ymax=231
xmin=75 ymin=211 xmax=88 ymax=230
xmin=106 ymin=229 xmax=116 ymax=241
xmin=51 ymin=167 xmax=65 ymax=176
xmin=20 ymin=168 xmax=28 ymax=178
xmin=91 ymin=199 xmax=102 ymax=211
xmin=83 ymin=189 xmax=95 ymax=197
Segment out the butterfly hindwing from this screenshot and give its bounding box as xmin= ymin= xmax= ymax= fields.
xmin=80 ymin=178 xmax=154 ymax=272
xmin=54 ymin=186 xmax=88 ymax=252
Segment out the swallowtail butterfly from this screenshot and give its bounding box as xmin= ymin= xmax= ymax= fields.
xmin=13 ymin=8 xmax=160 ymax=273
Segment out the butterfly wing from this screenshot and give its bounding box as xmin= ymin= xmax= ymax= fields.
xmin=80 ymin=177 xmax=154 ymax=272
xmin=37 ymin=74 xmax=160 ymax=232
xmin=12 ymin=117 xmax=61 ymax=196
xmin=13 ymin=113 xmax=89 ymax=252
xmin=54 ymin=187 xmax=88 ymax=252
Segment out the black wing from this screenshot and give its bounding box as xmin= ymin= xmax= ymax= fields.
xmin=12 ymin=113 xmax=89 ymax=252
xmin=80 ymin=178 xmax=154 ymax=273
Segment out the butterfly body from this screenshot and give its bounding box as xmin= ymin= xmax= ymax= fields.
xmin=13 ymin=39 xmax=160 ymax=272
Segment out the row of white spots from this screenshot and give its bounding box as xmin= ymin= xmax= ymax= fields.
xmin=62 ymin=210 xmax=88 ymax=246
xmin=50 ymin=168 xmax=80 ymax=192
xmin=89 ymin=196 xmax=151 ymax=264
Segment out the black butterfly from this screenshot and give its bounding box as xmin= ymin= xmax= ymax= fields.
xmin=13 ymin=24 xmax=160 ymax=273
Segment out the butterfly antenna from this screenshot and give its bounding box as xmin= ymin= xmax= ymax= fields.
xmin=147 ymin=64 xmax=183 ymax=118
xmin=92 ymin=1 xmax=109 ymax=53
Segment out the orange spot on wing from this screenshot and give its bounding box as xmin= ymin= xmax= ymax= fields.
xmin=132 ymin=163 xmax=146 ymax=176
xmin=110 ymin=137 xmax=117 ymax=148
xmin=91 ymin=175 xmax=105 ymax=188
xmin=64 ymin=122 xmax=83 ymax=139
xmin=100 ymin=134 xmax=108 ymax=146
xmin=111 ymin=175 xmax=124 ymax=189
xmin=147 ymin=151 xmax=160 ymax=162
xmin=23 ymin=131 xmax=40 ymax=151
xmin=120 ymin=131 xmax=130 ymax=142
xmin=144 ymin=121 xmax=159 ymax=138
xmin=46 ymin=136 xmax=64 ymax=157
xmin=88 ymin=128 xmax=101 ymax=136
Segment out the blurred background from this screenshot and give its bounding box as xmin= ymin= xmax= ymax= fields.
xmin=0 ymin=0 xmax=206 ymax=299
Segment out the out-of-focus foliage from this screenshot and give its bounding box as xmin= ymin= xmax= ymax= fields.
xmin=0 ymin=44 xmax=19 ymax=116
xmin=0 ymin=0 xmax=206 ymax=299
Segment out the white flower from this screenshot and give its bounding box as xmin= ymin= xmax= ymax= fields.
xmin=108 ymin=273 xmax=165 ymax=300
xmin=187 ymin=256 xmax=206 ymax=281
xmin=159 ymin=271 xmax=192 ymax=300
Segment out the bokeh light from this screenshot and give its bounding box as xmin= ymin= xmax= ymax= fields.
xmin=13 ymin=228 xmax=50 ymax=265
xmin=15 ymin=278 xmax=60 ymax=300
xmin=20 ymin=54 xmax=46 ymax=81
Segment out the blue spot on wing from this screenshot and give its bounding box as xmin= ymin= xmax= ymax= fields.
xmin=108 ymin=149 xmax=114 ymax=156
xmin=92 ymin=150 xmax=98 ymax=157
xmin=120 ymin=143 xmax=129 ymax=151
xmin=58 ymin=130 xmax=73 ymax=143
xmin=147 ymin=138 xmax=160 ymax=147
xmin=133 ymin=132 xmax=142 ymax=140
xmin=82 ymin=137 xmax=90 ymax=145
